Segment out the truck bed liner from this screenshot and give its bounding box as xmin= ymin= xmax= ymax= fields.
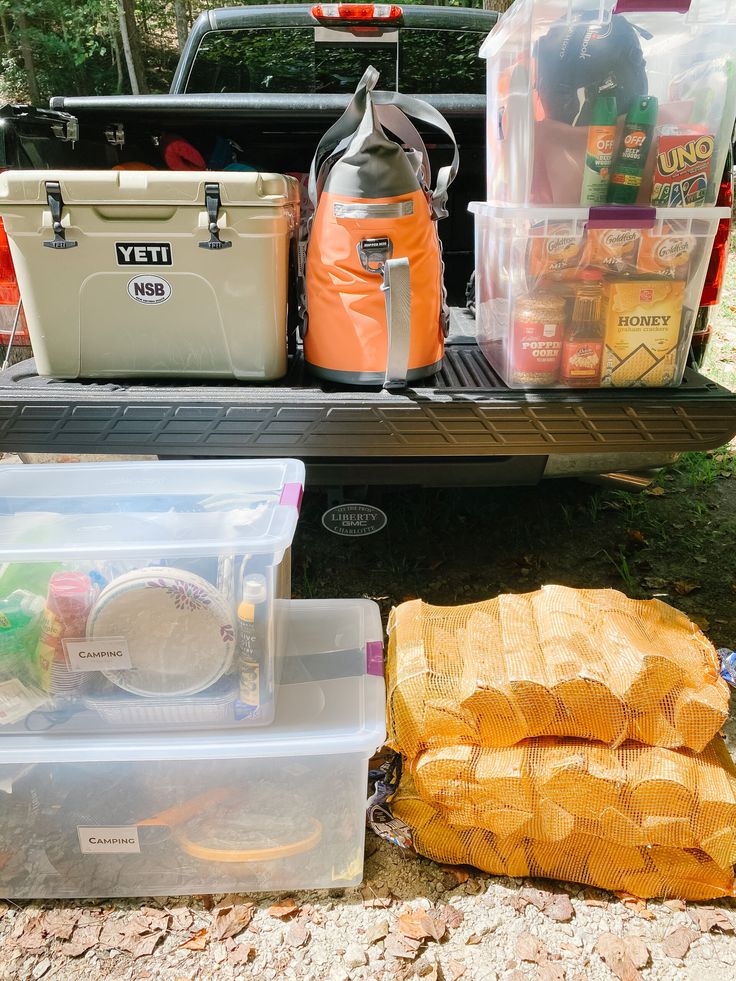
xmin=1 ymin=312 xmax=734 ymax=461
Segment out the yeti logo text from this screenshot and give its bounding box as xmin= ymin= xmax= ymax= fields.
xmin=127 ymin=275 xmax=172 ymax=305
xmin=116 ymin=242 xmax=172 ymax=265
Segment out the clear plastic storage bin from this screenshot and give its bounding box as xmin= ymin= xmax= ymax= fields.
xmin=483 ymin=0 xmax=736 ymax=207
xmin=470 ymin=202 xmax=729 ymax=389
xmin=0 ymin=458 xmax=304 ymax=732
xmin=0 ymin=599 xmax=386 ymax=898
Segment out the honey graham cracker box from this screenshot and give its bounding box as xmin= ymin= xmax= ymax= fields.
xmin=602 ymin=279 xmax=685 ymax=387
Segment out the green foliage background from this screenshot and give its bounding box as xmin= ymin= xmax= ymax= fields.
xmin=0 ymin=0 xmax=493 ymax=103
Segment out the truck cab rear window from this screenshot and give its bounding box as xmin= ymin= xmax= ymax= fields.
xmin=185 ymin=27 xmax=485 ymax=94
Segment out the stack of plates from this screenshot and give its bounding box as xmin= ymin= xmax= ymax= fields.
xmin=86 ymin=567 xmax=235 ymax=699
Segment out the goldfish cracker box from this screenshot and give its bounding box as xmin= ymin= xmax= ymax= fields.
xmin=602 ymin=280 xmax=685 ymax=387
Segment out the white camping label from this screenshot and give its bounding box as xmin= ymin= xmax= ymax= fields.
xmin=78 ymin=827 xmax=141 ymax=855
xmin=127 ymin=275 xmax=172 ymax=305
xmin=63 ymin=638 xmax=132 ymax=672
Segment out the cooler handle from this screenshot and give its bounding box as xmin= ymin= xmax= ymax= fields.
xmin=43 ymin=182 xmax=77 ymax=250
xmin=199 ymin=182 xmax=232 ymax=251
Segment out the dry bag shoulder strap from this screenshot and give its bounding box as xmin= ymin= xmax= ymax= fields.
xmin=371 ymin=91 xmax=459 ymax=219
xmin=382 ymin=257 xmax=412 ymax=390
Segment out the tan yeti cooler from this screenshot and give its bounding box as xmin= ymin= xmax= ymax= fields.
xmin=0 ymin=170 xmax=299 ymax=379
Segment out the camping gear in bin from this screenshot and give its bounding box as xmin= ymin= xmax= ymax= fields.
xmin=305 ymin=66 xmax=458 ymax=386
xmin=0 ymin=170 xmax=299 ymax=379
xmin=483 ymin=0 xmax=736 ymax=208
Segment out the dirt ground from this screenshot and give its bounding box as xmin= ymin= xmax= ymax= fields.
xmin=1 ymin=259 xmax=736 ymax=980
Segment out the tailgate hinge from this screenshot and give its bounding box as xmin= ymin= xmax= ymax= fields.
xmin=199 ymin=182 xmax=232 ymax=250
xmin=105 ymin=122 xmax=125 ymax=147
xmin=50 ymin=113 xmax=78 ymax=145
xmin=43 ymin=181 xmax=77 ymax=250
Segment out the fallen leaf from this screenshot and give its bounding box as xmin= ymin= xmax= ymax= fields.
xmin=63 ymin=923 xmax=102 ymax=958
xmin=365 ymin=919 xmax=390 ymax=945
xmin=211 ymin=902 xmax=255 ymax=941
xmin=128 ymin=908 xmax=170 ymax=936
xmin=440 ymin=865 xmax=470 ymax=885
xmin=465 ymin=933 xmax=482 ymax=945
xmin=286 ymin=921 xmax=311 ymax=948
xmin=674 ymin=580 xmax=701 ymax=596
xmin=383 ymin=933 xmax=422 ymax=960
xmin=519 ymin=887 xmax=574 ymax=923
xmin=662 ymin=926 xmax=700 ymax=959
xmin=516 ymin=933 xmax=548 ymax=964
xmin=227 ymin=943 xmax=256 ymax=965
xmin=41 ymin=910 xmax=79 ymax=941
xmin=169 ymin=908 xmax=194 ymax=932
xmin=663 ymin=899 xmax=686 ymax=912
xmin=180 ymin=928 xmax=209 ymax=951
xmin=361 ymin=882 xmax=394 ymax=908
xmin=614 ymin=893 xmax=656 ymax=921
xmin=628 ymin=530 xmax=648 ymax=546
xmin=422 ymin=965 xmax=439 ymax=981
xmin=539 ymin=965 xmax=566 ymax=981
xmin=449 ymin=958 xmax=466 ymax=980
xmin=645 ymin=486 xmax=666 ymax=496
xmin=398 ymin=909 xmax=446 ymax=943
xmin=585 ymin=899 xmax=609 ymax=909
xmin=128 ymin=931 xmax=164 ymax=959
xmin=595 ymin=933 xmax=649 ymax=980
xmin=688 ymin=908 xmax=734 ymax=933
xmin=268 ymin=898 xmax=300 ymax=920
xmin=438 ymin=905 xmax=465 ymax=929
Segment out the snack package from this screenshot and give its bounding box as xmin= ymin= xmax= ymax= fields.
xmin=651 ymin=130 xmax=715 ymax=208
xmin=583 ymin=227 xmax=641 ymax=275
xmin=637 ymin=226 xmax=696 ymax=280
xmin=527 ymin=223 xmax=585 ymax=281
xmin=602 ymin=280 xmax=686 ymax=387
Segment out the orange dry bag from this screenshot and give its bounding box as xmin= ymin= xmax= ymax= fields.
xmin=304 ymin=67 xmax=459 ymax=387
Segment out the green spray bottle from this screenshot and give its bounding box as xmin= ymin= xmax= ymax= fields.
xmin=581 ymin=96 xmax=619 ymax=205
xmin=607 ymin=96 xmax=659 ymax=205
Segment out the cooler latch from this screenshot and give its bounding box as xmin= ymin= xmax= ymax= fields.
xmin=199 ymin=182 xmax=232 ymax=250
xmin=43 ymin=181 xmax=77 ymax=250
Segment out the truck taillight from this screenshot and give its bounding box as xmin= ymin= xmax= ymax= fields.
xmin=699 ymin=160 xmax=733 ymax=308
xmin=0 ymin=217 xmax=29 ymax=345
xmin=311 ymin=4 xmax=402 ymax=22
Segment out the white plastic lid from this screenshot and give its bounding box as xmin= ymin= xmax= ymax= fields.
xmin=0 ymin=459 xmax=304 ymax=559
xmin=0 ymin=599 xmax=387 ymax=764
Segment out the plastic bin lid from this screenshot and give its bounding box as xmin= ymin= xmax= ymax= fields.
xmin=0 ymin=458 xmax=305 ymax=559
xmin=0 ymin=599 xmax=387 ymax=764
xmin=0 ymin=170 xmax=299 ymax=207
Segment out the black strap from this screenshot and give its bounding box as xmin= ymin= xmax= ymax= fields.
xmin=43 ymin=181 xmax=77 ymax=250
xmin=199 ymin=182 xmax=232 ymax=251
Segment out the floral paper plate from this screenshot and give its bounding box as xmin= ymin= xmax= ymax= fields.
xmin=86 ymin=566 xmax=235 ymax=697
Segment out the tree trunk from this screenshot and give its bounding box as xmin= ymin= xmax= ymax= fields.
xmin=16 ymin=11 xmax=40 ymax=105
xmin=174 ymin=0 xmax=189 ymax=51
xmin=0 ymin=14 xmax=11 ymax=55
xmin=117 ymin=0 xmax=148 ymax=95
xmin=483 ymin=0 xmax=514 ymax=10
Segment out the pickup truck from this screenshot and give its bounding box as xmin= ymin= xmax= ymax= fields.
xmin=0 ymin=3 xmax=734 ymax=487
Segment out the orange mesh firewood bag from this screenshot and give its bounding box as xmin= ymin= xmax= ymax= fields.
xmin=387 ymin=586 xmax=728 ymax=755
xmin=392 ymin=736 xmax=736 ymax=900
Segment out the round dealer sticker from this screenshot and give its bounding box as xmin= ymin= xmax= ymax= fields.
xmin=322 ymin=503 xmax=387 ymax=538
xmin=127 ymin=275 xmax=172 ymax=305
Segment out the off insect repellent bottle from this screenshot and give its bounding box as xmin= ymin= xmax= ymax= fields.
xmin=608 ymin=96 xmax=658 ymax=205
xmin=580 ymin=96 xmax=618 ymax=205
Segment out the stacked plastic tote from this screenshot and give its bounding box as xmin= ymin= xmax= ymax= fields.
xmin=386 ymin=586 xmax=736 ymax=899
xmin=0 ymin=459 xmax=385 ymax=898
xmin=471 ymin=0 xmax=736 ymax=389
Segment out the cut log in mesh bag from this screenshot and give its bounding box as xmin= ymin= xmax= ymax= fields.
xmin=387 ymin=586 xmax=729 ymax=755
xmin=391 ymin=736 xmax=736 ymax=900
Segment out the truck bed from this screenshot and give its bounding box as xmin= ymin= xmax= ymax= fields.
xmin=1 ymin=310 xmax=734 ymax=484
